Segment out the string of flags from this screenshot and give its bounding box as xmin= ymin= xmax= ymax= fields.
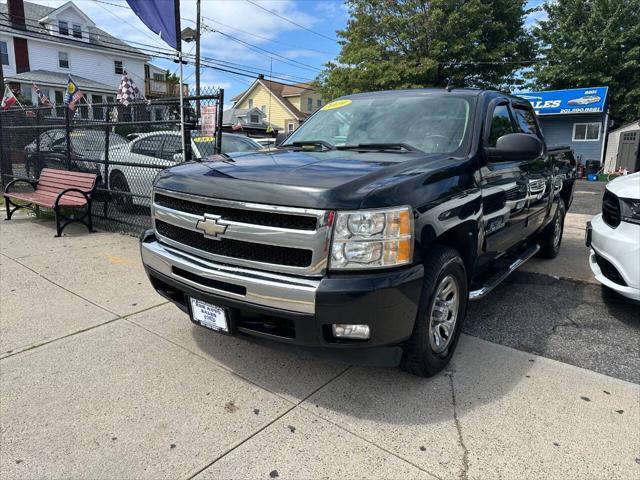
xmin=3 ymin=70 xmax=148 ymax=118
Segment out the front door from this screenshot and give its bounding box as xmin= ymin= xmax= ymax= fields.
xmin=618 ymin=130 xmax=640 ymax=172
xmin=478 ymin=100 xmax=530 ymax=257
xmin=511 ymin=102 xmax=552 ymax=236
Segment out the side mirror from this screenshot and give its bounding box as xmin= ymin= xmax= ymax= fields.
xmin=173 ymin=152 xmax=184 ymax=162
xmin=275 ymin=133 xmax=289 ymax=147
xmin=485 ymin=133 xmax=543 ymax=162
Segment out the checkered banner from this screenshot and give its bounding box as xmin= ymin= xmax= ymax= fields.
xmin=116 ymin=70 xmax=141 ymax=106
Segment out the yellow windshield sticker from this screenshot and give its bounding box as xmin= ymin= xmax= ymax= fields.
xmin=193 ymin=136 xmax=214 ymax=143
xmin=321 ymin=99 xmax=352 ymax=111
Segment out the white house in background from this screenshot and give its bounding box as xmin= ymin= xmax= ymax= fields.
xmin=0 ymin=0 xmax=169 ymax=119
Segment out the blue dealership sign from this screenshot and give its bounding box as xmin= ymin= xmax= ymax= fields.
xmin=517 ymin=87 xmax=609 ymax=116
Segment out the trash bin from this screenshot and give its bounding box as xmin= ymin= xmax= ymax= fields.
xmin=585 ymin=160 xmax=601 ymax=175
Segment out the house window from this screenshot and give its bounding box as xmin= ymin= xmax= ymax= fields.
xmin=72 ymin=24 xmax=82 ymax=39
xmin=20 ymin=86 xmax=32 ymax=105
xmin=0 ymin=41 xmax=9 ymax=66
xmin=58 ymin=51 xmax=69 ymax=69
xmin=58 ymin=20 xmax=69 ymax=36
xmin=573 ymin=123 xmax=600 ymax=141
xmin=153 ymin=73 xmax=164 ymax=81
xmin=92 ymin=95 xmax=104 ymax=120
xmin=287 ymin=122 xmax=295 ymax=133
xmin=307 ymin=97 xmax=313 ymax=111
xmin=114 ymin=60 xmax=124 ymax=75
xmin=261 ymin=105 xmax=266 ymax=112
xmin=250 ymin=114 xmax=260 ymax=123
xmin=54 ymin=90 xmax=64 ymax=117
xmin=317 ymin=99 xmax=321 ymax=109
xmin=248 ymin=99 xmax=253 ymax=108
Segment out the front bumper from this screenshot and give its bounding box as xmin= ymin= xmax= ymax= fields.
xmin=140 ymin=231 xmax=424 ymax=365
xmin=587 ymin=215 xmax=640 ymax=301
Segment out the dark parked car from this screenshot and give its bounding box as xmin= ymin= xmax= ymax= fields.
xmin=25 ymin=129 xmax=128 ymax=178
xmin=140 ymin=88 xmax=575 ymax=377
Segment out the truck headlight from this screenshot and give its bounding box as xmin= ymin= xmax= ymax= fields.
xmin=620 ymin=198 xmax=640 ymax=225
xmin=330 ymin=206 xmax=413 ymax=270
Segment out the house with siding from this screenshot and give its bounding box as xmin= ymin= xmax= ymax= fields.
xmin=0 ymin=0 xmax=169 ymax=119
xmin=231 ymin=77 xmax=325 ymax=133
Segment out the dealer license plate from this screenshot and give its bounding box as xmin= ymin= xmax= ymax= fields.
xmin=190 ymin=298 xmax=229 ymax=333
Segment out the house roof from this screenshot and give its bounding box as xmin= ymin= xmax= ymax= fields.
xmin=222 ymin=106 xmax=281 ymax=130
xmin=231 ymin=79 xmax=315 ymax=121
xmin=6 ymin=70 xmax=116 ymax=93
xmin=0 ymin=1 xmax=147 ymax=57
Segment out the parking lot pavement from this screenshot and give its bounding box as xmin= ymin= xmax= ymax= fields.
xmin=498 ymin=179 xmax=640 ymax=383
xmin=1 ymin=200 xmax=639 ymax=479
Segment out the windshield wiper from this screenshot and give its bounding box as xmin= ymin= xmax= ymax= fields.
xmin=284 ymin=140 xmax=335 ymax=151
xmin=336 ymin=143 xmax=421 ymax=153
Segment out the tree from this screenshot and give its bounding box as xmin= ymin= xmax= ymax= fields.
xmin=316 ymin=0 xmax=535 ymax=99
xmin=530 ymin=0 xmax=640 ymax=126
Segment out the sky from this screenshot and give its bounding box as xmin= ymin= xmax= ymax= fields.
xmin=18 ymin=0 xmax=547 ymax=103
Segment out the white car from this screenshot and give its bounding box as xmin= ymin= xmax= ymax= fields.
xmin=586 ymin=172 xmax=640 ymax=301
xmin=104 ymin=131 xmax=261 ymax=209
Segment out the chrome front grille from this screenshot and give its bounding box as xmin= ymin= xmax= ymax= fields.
xmin=152 ymin=188 xmax=333 ymax=276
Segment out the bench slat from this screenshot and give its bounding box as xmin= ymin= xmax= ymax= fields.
xmin=38 ymin=176 xmax=96 ymax=188
xmin=37 ymin=179 xmax=94 ymax=193
xmin=40 ymin=168 xmax=98 ymax=181
xmin=7 ymin=191 xmax=87 ymax=208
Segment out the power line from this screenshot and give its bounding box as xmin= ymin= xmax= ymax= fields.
xmin=200 ymin=24 xmax=322 ymax=73
xmin=244 ymin=0 xmax=338 ymax=43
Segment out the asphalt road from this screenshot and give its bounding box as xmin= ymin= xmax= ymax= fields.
xmin=464 ymin=180 xmax=640 ymax=384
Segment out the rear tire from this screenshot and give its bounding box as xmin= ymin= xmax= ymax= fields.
xmin=110 ymin=171 xmax=133 ymax=212
xmin=537 ymin=199 xmax=566 ymax=259
xmin=400 ymin=246 xmax=468 ymax=377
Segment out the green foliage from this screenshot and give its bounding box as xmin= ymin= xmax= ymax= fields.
xmin=316 ymin=0 xmax=535 ymax=99
xmin=530 ymin=0 xmax=640 ymax=126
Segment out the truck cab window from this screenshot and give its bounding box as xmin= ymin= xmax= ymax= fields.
xmin=513 ymin=106 xmax=540 ymax=136
xmin=488 ymin=104 xmax=515 ymax=147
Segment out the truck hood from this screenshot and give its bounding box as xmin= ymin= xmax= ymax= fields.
xmin=153 ymin=148 xmax=463 ymax=209
xmin=606 ymin=171 xmax=640 ymax=200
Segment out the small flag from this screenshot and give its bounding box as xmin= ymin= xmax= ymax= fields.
xmin=232 ymin=121 xmax=243 ymax=131
xmin=1 ymin=86 xmax=18 ymax=110
xmin=33 ymin=82 xmax=53 ymax=107
xmin=65 ymin=76 xmax=84 ymax=111
xmin=69 ymin=91 xmax=85 ymax=113
xmin=266 ymin=124 xmax=273 ymax=133
xmin=116 ymin=70 xmax=141 ymax=106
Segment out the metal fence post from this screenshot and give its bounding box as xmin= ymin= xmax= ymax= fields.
xmin=64 ymin=105 xmax=72 ymax=170
xmin=215 ymin=89 xmax=224 ymax=155
xmin=103 ymin=124 xmax=110 ymax=219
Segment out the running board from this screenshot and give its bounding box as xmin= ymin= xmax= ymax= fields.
xmin=469 ymin=244 xmax=540 ymax=301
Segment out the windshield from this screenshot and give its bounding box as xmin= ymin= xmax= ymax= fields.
xmin=285 ymin=94 xmax=472 ymax=155
xmin=194 ymin=135 xmax=262 ymax=157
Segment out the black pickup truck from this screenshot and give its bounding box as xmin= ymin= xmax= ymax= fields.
xmin=140 ymin=89 xmax=575 ymax=377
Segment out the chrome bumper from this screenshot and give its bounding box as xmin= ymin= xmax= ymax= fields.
xmin=141 ymin=239 xmax=320 ymax=314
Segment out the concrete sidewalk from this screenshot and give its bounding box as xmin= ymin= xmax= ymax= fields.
xmin=1 ymin=214 xmax=639 ymax=480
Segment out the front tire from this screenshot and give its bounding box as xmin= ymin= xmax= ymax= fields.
xmin=537 ymin=199 xmax=566 ymax=259
xmin=400 ymin=246 xmax=468 ymax=377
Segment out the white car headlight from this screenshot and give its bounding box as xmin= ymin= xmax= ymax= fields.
xmin=330 ymin=206 xmax=413 ymax=270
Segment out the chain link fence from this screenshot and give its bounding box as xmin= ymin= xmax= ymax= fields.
xmin=0 ymin=86 xmax=223 ymax=234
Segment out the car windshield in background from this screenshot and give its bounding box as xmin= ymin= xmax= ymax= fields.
xmin=285 ymin=94 xmax=472 ymax=155
xmin=194 ymin=135 xmax=262 ymax=157
xmin=70 ymin=131 xmax=127 ymax=153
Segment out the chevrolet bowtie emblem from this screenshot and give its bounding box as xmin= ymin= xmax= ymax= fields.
xmin=196 ymin=214 xmax=228 ymax=239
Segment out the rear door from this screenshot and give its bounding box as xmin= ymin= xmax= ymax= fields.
xmin=511 ymin=102 xmax=552 ymax=235
xmin=478 ymin=99 xmax=530 ymax=255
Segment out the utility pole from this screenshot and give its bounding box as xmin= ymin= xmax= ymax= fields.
xmin=195 ymin=0 xmax=201 ymax=119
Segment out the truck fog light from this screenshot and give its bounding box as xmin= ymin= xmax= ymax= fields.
xmin=332 ymin=324 xmax=370 ymax=339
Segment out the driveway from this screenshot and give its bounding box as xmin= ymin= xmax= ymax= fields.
xmin=1 ymin=183 xmax=638 ymax=479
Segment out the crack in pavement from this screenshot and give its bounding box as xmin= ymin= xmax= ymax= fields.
xmin=446 ymin=371 xmax=469 ymax=480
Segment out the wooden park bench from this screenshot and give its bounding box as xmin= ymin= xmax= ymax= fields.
xmin=4 ymin=168 xmax=97 ymax=237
